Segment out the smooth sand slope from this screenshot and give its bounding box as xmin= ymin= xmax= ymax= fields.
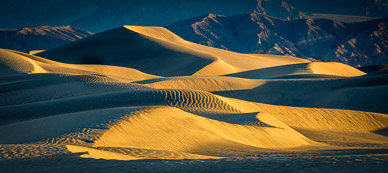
xmin=1 ymin=26 xmax=388 ymax=162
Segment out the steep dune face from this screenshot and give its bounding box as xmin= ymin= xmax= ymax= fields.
xmin=1 ymin=26 xmax=388 ymax=161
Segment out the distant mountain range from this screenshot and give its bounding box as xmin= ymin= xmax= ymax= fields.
xmin=0 ymin=25 xmax=92 ymax=52
xmin=0 ymin=0 xmax=258 ymax=33
xmin=168 ymin=13 xmax=388 ymax=67
xmin=1 ymin=0 xmax=387 ymax=66
xmin=1 ymin=0 xmax=387 ymax=33
xmin=255 ymin=0 xmax=388 ymax=21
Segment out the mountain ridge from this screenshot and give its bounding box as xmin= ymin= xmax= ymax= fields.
xmin=167 ymin=13 xmax=388 ymax=67
xmin=1 ymin=0 xmax=387 ymax=33
xmin=0 ymin=25 xmax=93 ymax=53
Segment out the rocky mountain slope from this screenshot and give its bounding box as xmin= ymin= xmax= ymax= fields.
xmin=0 ymin=25 xmax=92 ymax=52
xmin=255 ymin=0 xmax=388 ymax=21
xmin=168 ymin=13 xmax=388 ymax=67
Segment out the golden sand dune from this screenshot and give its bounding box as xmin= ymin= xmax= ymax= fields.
xmin=1 ymin=26 xmax=388 ymax=161
xmin=94 ymin=107 xmax=314 ymax=152
xmin=226 ymin=62 xmax=365 ymax=79
xmin=37 ymin=26 xmax=309 ymax=76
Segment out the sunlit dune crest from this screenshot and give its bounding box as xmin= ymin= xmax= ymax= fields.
xmin=1 ymin=26 xmax=388 ymax=162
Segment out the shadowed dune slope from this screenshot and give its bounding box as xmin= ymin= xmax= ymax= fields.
xmin=214 ymin=74 xmax=388 ymax=114
xmin=214 ymin=96 xmax=388 ymax=132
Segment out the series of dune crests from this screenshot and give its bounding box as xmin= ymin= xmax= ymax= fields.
xmin=1 ymin=26 xmax=388 ymax=161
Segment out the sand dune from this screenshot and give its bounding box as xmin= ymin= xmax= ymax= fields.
xmin=36 ymin=27 xmax=217 ymax=76
xmin=94 ymin=107 xmax=315 ymax=152
xmin=37 ymin=26 xmax=310 ymax=76
xmin=0 ymin=48 xmax=160 ymax=82
xmin=1 ymin=26 xmax=387 ymax=162
xmin=226 ymin=62 xmax=365 ymax=79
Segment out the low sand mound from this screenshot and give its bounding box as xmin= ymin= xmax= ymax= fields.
xmin=226 ymin=62 xmax=365 ymax=79
xmin=94 ymin=106 xmax=315 ymax=153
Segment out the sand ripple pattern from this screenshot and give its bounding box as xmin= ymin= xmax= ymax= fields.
xmin=0 ymin=89 xmax=241 ymax=124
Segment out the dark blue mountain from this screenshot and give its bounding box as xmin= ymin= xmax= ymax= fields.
xmin=168 ymin=13 xmax=388 ymax=67
xmin=0 ymin=25 xmax=92 ymax=52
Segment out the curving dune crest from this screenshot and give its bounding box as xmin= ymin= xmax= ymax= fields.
xmin=1 ymin=26 xmax=388 ymax=161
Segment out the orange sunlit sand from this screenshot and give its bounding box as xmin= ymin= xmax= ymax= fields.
xmin=0 ymin=26 xmax=387 ymax=161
